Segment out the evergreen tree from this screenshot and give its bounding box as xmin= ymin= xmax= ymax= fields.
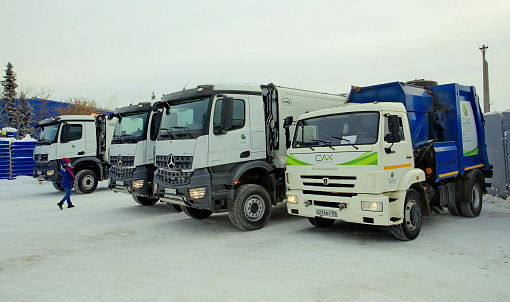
xmin=1 ymin=62 xmax=18 ymax=128
xmin=16 ymin=92 xmax=33 ymax=138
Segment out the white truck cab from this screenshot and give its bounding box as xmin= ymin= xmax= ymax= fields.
xmin=108 ymin=102 xmax=162 ymax=205
xmin=153 ymin=83 xmax=346 ymax=230
xmin=34 ymin=114 xmax=116 ymax=193
xmin=286 ymin=102 xmax=420 ymax=230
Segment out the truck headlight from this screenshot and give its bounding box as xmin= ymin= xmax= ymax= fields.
xmin=46 ymin=170 xmax=54 ymax=176
xmin=287 ymin=195 xmax=298 ymax=204
xmin=361 ymin=201 xmax=383 ymax=212
xmin=189 ymin=187 xmax=206 ymax=199
xmin=132 ymin=180 xmax=144 ymax=189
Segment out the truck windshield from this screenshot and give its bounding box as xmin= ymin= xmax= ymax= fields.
xmin=292 ymin=112 xmax=379 ymax=148
xmin=158 ymin=97 xmax=209 ymax=140
xmin=113 ymin=111 xmax=148 ymax=144
xmin=37 ymin=124 xmax=60 ymax=145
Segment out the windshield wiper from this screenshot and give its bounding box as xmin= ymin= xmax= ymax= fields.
xmin=311 ymin=139 xmax=335 ymax=150
xmin=37 ymin=138 xmax=51 ymax=145
xmin=120 ymin=134 xmax=135 ymax=143
xmin=332 ymin=136 xmax=359 ymax=150
xmin=170 ymin=126 xmax=192 ymax=137
xmin=112 ymin=135 xmax=122 ymax=143
xmin=159 ymin=128 xmax=174 ymax=138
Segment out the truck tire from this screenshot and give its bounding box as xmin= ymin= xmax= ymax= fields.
xmin=52 ymin=181 xmax=65 ymax=191
xmin=228 ymin=184 xmax=272 ymax=231
xmin=182 ymin=206 xmax=212 ymax=219
xmin=460 ymin=177 xmax=483 ymax=218
xmin=447 ymin=195 xmax=462 ymax=216
xmin=132 ymin=195 xmax=158 ymax=206
xmin=308 ymin=217 xmax=335 ymax=228
xmin=73 ymin=169 xmax=98 ymax=194
xmin=165 ymin=202 xmax=183 ymax=213
xmin=390 ymin=189 xmax=423 ymax=241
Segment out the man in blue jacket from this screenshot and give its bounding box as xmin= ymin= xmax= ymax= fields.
xmin=57 ymin=158 xmax=75 ymax=210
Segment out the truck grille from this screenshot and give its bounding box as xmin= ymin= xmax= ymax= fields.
xmin=155 ymin=155 xmax=193 ymax=170
xmin=110 ymin=166 xmax=135 ymax=179
xmin=156 ymin=169 xmax=191 ymax=185
xmin=303 ymin=190 xmax=357 ymax=198
xmin=34 ymin=161 xmax=49 ymax=169
xmin=300 ymin=175 xmax=357 ymax=197
xmin=110 ymin=155 xmax=135 ymax=167
xmin=34 ymin=153 xmax=49 ymax=162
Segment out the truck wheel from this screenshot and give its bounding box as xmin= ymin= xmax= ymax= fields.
xmin=390 ymin=189 xmax=423 ymax=241
xmin=74 ymin=169 xmax=98 ymax=194
xmin=132 ymin=195 xmax=158 ymax=206
xmin=165 ymin=202 xmax=183 ymax=213
xmin=460 ymin=178 xmax=483 ymax=218
xmin=447 ymin=196 xmax=462 ymax=216
xmin=308 ymin=217 xmax=335 ymax=228
xmin=52 ymin=181 xmax=65 ymax=191
xmin=182 ymin=206 xmax=212 ymax=219
xmin=228 ymin=184 xmax=272 ymax=231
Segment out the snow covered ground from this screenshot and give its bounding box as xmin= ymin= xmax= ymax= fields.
xmin=1 ymin=176 xmax=510 ymax=301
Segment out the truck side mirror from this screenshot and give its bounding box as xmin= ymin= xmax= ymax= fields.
xmin=150 ymin=111 xmax=162 ymax=141
xmin=220 ymin=97 xmax=234 ymax=133
xmin=385 ymin=115 xmax=401 ymax=143
xmin=283 ymin=116 xmax=294 ymax=148
xmin=283 ymin=116 xmax=293 ymax=128
xmin=61 ymin=123 xmax=71 ymax=143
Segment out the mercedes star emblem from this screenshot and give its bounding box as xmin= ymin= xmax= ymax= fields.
xmin=167 ymin=155 xmax=176 ymax=170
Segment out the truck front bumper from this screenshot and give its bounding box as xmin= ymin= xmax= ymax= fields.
xmin=109 ymin=165 xmax=153 ymax=197
xmin=286 ymin=191 xmax=404 ymax=226
xmin=154 ymin=168 xmax=228 ymax=212
xmin=33 ymin=160 xmax=59 ymax=182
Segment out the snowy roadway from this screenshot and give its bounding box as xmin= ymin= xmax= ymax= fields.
xmin=1 ymin=177 xmax=510 ymax=301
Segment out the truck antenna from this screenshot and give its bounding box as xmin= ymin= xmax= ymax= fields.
xmin=183 ymin=79 xmax=191 ymax=91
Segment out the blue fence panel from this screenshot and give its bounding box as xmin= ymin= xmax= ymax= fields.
xmin=11 ymin=141 xmax=36 ymax=179
xmin=0 ymin=141 xmax=10 ymax=180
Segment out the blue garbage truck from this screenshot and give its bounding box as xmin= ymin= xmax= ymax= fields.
xmin=285 ymin=80 xmax=492 ymax=240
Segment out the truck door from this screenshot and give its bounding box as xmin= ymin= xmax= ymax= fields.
xmin=381 ymin=114 xmax=414 ymax=190
xmin=57 ymin=122 xmax=87 ymax=160
xmin=208 ymin=95 xmax=251 ymax=167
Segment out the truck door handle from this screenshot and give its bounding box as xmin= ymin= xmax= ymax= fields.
xmin=406 ymin=156 xmax=412 ymax=159
xmin=240 ymin=151 xmax=250 ymax=158
xmin=78 ymin=151 xmax=85 ymax=155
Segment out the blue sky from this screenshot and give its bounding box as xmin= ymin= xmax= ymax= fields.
xmin=2 ymin=0 xmax=509 ymax=111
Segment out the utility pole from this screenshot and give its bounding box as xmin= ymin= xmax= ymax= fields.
xmin=480 ymin=45 xmax=490 ymax=113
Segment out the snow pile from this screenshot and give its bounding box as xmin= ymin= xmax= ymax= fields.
xmin=1 ymin=177 xmax=510 ymax=301
xmin=484 ymin=193 xmax=510 ymax=209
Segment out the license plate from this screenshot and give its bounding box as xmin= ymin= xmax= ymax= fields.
xmin=316 ymin=209 xmax=338 ymax=218
xmin=165 ymin=188 xmax=177 ymax=195
xmin=116 ymin=181 xmax=124 ymax=186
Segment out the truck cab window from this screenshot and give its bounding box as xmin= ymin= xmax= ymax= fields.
xmin=62 ymin=125 xmax=83 ymax=142
xmin=384 ymin=115 xmax=405 ymax=142
xmin=213 ymin=99 xmax=245 ymax=132
xmin=292 ymin=112 xmax=379 ymax=148
xmin=37 ymin=124 xmax=59 ymax=145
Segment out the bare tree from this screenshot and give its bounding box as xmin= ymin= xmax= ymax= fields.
xmin=57 ymin=97 xmax=99 ymax=115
